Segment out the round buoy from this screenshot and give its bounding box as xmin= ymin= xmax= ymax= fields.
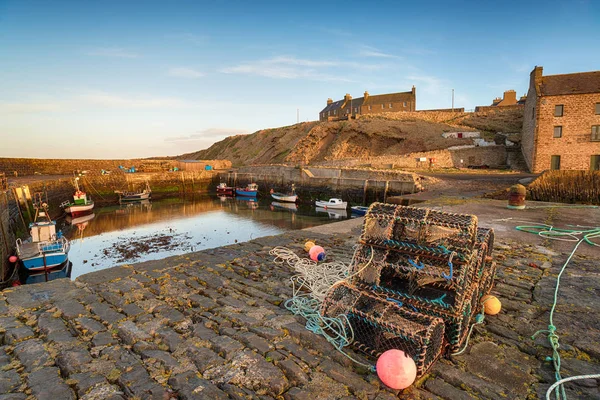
xmin=507 ymin=184 xmax=526 ymax=209
xmin=8 ymin=255 xmax=18 ymax=263
xmin=481 ymin=295 xmax=502 ymax=315
xmin=309 ymin=245 xmax=325 ymax=262
xmin=304 ymin=241 xmax=316 ymax=252
xmin=376 ymin=349 xmax=417 ymax=390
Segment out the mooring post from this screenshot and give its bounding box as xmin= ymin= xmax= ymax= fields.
xmin=384 ymin=180 xmax=389 ymax=203
xmin=363 ymin=179 xmax=369 ymax=206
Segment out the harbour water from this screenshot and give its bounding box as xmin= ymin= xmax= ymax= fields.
xmin=53 ymin=195 xmax=351 ymax=279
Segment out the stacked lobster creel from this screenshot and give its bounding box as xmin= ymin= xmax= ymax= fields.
xmin=350 ymin=203 xmax=495 ymax=353
xmin=321 ymin=281 xmax=446 ymax=379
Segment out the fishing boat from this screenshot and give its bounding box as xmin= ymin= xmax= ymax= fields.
xmin=61 ymin=178 xmax=94 ymax=214
xmin=236 ymin=183 xmax=259 ymax=197
xmin=15 ymin=204 xmax=70 ymax=271
xmin=315 ymin=198 xmax=347 ymax=209
xmin=270 ymin=184 xmax=297 ymax=203
xmin=115 ymin=181 xmax=151 ymax=203
xmin=216 ymin=182 xmax=234 ymax=195
xmin=351 ymin=206 xmax=369 ymax=216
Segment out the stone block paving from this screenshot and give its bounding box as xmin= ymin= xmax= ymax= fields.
xmin=0 ymin=230 xmax=599 ymax=399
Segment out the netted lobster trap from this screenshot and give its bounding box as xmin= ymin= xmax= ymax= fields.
xmin=360 ymin=203 xmax=479 ymax=261
xmin=472 ymin=228 xmax=496 ymax=300
xmin=321 ymin=281 xmax=445 ymax=377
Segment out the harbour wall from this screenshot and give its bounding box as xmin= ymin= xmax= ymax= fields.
xmin=0 ymin=158 xmax=232 ymax=177
xmin=222 ymin=165 xmax=421 ymax=205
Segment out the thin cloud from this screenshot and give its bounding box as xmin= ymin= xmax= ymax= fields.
xmin=219 ymin=56 xmax=371 ymax=82
xmin=80 ymin=92 xmax=195 ymax=109
xmin=165 ymin=128 xmax=248 ymax=142
xmin=168 ymin=67 xmax=205 ymax=79
xmin=85 ymin=48 xmax=139 ymax=58
xmin=358 ymin=46 xmax=401 ymax=59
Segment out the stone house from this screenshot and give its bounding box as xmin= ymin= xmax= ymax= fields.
xmin=474 ymin=90 xmax=526 ymax=112
xmin=521 ymin=66 xmax=600 ymax=173
xmin=319 ymin=88 xmax=416 ymax=121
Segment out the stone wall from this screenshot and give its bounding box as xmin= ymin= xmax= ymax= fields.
xmin=0 ymin=158 xmax=179 ymax=176
xmin=0 ymin=190 xmax=23 ymax=282
xmin=474 ymin=104 xmax=524 ymax=112
xmin=367 ymin=146 xmax=507 ymax=169
xmin=531 ymin=92 xmax=600 ymax=172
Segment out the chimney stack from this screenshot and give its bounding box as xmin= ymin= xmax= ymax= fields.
xmin=364 ymin=91 xmax=369 ymax=101
xmin=344 ymin=93 xmax=352 ymax=101
xmin=327 ymin=98 xmax=333 ymax=105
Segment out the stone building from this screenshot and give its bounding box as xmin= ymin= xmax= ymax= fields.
xmin=474 ymin=90 xmax=526 ymax=111
xmin=521 ymin=66 xmax=600 ymax=173
xmin=319 ymin=88 xmax=416 ymax=121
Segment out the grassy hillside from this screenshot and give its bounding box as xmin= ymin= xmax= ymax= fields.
xmin=181 ymin=108 xmax=523 ymax=167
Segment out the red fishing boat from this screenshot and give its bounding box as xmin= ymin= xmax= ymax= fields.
xmin=216 ymin=182 xmax=234 ymax=195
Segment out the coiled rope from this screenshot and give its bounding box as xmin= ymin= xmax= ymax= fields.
xmin=270 ymin=245 xmax=376 ymax=370
xmin=517 ymin=224 xmax=600 ymax=400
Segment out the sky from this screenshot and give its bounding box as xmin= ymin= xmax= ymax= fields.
xmin=0 ymin=0 xmax=599 ymax=159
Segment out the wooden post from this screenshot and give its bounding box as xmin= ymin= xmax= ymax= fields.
xmin=383 ymin=180 xmax=389 ymax=203
xmin=363 ymin=179 xmax=369 ymax=206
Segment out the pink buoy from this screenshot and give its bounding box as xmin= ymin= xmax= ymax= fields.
xmin=8 ymin=256 xmax=17 ymax=263
xmin=376 ymin=349 xmax=417 ymax=390
xmin=308 ymin=245 xmax=325 ymax=262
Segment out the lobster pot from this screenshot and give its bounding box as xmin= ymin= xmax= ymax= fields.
xmin=443 ymin=286 xmax=480 ymax=352
xmin=322 ymin=282 xmax=445 ymax=378
xmin=472 ymin=228 xmax=496 ymax=301
xmin=360 ymin=203 xmax=479 ymax=261
xmin=478 ymin=261 xmax=497 ymax=298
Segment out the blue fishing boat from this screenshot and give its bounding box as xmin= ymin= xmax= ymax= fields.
xmin=351 ymin=206 xmax=369 ymax=216
xmin=15 ymin=205 xmax=70 ymax=271
xmin=236 ymin=183 xmax=259 ymax=197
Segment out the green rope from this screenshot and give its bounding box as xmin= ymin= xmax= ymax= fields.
xmin=518 ymin=223 xmax=600 ymax=400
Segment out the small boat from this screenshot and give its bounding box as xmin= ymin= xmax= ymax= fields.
xmin=315 ymin=206 xmax=347 ymax=219
xmin=236 ymin=183 xmax=259 ymax=197
xmin=115 ymin=181 xmax=151 ymax=203
xmin=351 ymin=206 xmax=369 ymax=216
xmin=270 ymin=185 xmax=297 ymax=203
xmin=61 ymin=178 xmax=94 ymax=214
xmin=315 ymin=198 xmax=347 ymax=209
xmin=271 ymin=201 xmax=298 ymax=212
xmin=15 ymin=204 xmax=70 ymax=271
xmin=217 ymin=182 xmax=234 ymax=195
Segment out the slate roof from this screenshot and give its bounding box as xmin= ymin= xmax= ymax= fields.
xmin=540 ymin=71 xmax=600 ymax=96
xmin=320 ymin=90 xmax=413 ymax=114
xmin=362 ymin=91 xmax=413 ymax=105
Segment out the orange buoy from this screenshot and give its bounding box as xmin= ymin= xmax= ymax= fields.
xmin=481 ymin=295 xmax=502 ymax=315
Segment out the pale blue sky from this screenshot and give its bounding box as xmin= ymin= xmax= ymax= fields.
xmin=0 ymin=0 xmax=599 ymax=159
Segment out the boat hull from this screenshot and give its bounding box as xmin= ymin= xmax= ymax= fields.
xmin=64 ymin=201 xmax=94 ymax=214
xmin=236 ymin=189 xmax=258 ymax=197
xmin=351 ymin=206 xmax=369 ymax=216
xmin=271 ymin=193 xmax=297 ymax=202
xmin=217 ymin=187 xmax=234 ymax=195
xmin=315 ymin=200 xmax=347 ymax=209
xmin=21 ymin=252 xmax=69 ymax=271
xmin=120 ymin=192 xmax=151 ymax=202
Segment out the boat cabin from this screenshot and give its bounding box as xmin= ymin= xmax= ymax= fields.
xmin=246 ymin=183 xmax=258 ymax=191
xmin=29 ymin=220 xmax=56 ymax=242
xmin=326 ymin=198 xmax=344 ymax=205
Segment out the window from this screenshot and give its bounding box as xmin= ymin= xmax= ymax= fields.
xmin=532 ymin=107 xmax=535 ymax=119
xmin=553 ymin=126 xmax=562 ymax=138
xmin=554 ymin=105 xmax=564 ymax=117
xmin=403 ymin=101 xmax=407 ymax=107
xmin=592 ymin=125 xmax=600 ymax=141
xmin=591 ymin=155 xmax=600 ymax=171
xmin=551 ymin=155 xmax=561 ymax=170
xmin=381 ymin=104 xmax=384 ymax=109
xmin=368 ymin=105 xmax=372 ymax=111
xmin=354 ymin=107 xmax=357 ymax=113
xmin=333 ymin=110 xmax=336 ymax=115
xmin=327 ymin=111 xmax=330 ymax=116
xmin=389 ymin=103 xmax=392 ymax=108
xmin=596 ymin=103 xmax=600 ymax=114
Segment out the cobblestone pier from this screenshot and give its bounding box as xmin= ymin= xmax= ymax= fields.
xmin=0 ymin=201 xmax=599 ymax=399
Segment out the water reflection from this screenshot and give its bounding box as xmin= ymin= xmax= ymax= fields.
xmin=315 ymin=206 xmax=348 ymax=219
xmin=59 ymin=195 xmax=348 ymax=279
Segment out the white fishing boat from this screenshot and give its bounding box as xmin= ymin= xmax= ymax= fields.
xmin=315 ymin=198 xmax=347 ymax=209
xmin=115 ymin=181 xmax=152 ymax=203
